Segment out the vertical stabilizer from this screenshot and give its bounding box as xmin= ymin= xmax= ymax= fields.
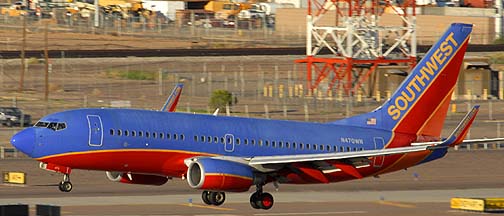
xmin=331 ymin=23 xmax=473 ymax=138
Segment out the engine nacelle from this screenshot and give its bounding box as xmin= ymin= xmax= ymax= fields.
xmin=186 ymin=158 xmax=254 ymax=192
xmin=105 ymin=171 xmax=168 ymax=186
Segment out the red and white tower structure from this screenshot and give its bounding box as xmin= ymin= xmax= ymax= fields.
xmin=296 ymin=0 xmax=417 ymax=95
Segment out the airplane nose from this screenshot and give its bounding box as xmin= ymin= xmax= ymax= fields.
xmin=11 ymin=128 xmax=36 ymax=157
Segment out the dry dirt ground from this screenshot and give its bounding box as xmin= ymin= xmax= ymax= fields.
xmin=0 ymin=28 xmax=196 ymax=51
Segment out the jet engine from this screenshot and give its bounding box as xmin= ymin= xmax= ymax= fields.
xmin=186 ymin=158 xmax=254 ymax=192
xmin=105 ymin=171 xmax=168 ymax=185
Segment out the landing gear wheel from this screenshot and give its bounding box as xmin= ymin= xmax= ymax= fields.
xmin=250 ymin=192 xmax=260 ymax=209
xmin=201 ymin=191 xmax=212 ymax=205
xmin=257 ymin=193 xmax=274 ymax=210
xmin=59 ymin=181 xmax=72 ymax=192
xmin=209 ymin=191 xmax=226 ymax=206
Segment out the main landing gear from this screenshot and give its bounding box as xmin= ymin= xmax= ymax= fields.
xmin=58 ymin=174 xmax=72 ymax=192
xmin=200 ymin=185 xmax=274 ymax=209
xmin=201 ymin=191 xmax=226 ymax=206
xmin=250 ymin=184 xmax=274 ymax=210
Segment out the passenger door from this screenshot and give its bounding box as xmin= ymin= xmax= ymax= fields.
xmin=87 ymin=115 xmax=103 ymax=146
xmin=224 ymin=134 xmax=234 ymax=152
xmin=373 ymin=137 xmax=385 ymax=168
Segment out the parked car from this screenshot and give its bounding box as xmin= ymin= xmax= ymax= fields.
xmin=0 ymin=107 xmax=31 ymax=127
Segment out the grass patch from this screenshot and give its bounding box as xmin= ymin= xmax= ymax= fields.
xmin=489 ymin=53 xmax=504 ymax=64
xmin=106 ymin=70 xmax=156 ymax=80
xmin=494 ymin=37 xmax=504 ymax=45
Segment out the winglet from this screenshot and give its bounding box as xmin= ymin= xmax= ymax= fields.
xmin=161 ymin=84 xmax=184 ymax=112
xmin=441 ymin=105 xmax=480 ymax=147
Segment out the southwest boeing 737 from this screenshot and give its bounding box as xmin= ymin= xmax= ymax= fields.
xmin=10 ymin=23 xmax=503 ymax=210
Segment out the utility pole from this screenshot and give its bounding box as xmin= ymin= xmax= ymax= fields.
xmin=19 ymin=15 xmax=26 ymax=92
xmin=44 ymin=22 xmax=49 ymax=101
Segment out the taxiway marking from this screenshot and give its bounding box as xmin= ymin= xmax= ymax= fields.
xmin=179 ymin=203 xmax=234 ymax=211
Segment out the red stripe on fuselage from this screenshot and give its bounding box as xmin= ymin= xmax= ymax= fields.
xmin=37 ymin=150 xmax=213 ymax=177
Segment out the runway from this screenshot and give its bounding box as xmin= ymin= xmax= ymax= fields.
xmin=1 ymin=150 xmax=503 ymax=215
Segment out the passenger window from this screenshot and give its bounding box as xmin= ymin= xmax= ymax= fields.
xmin=153 ymin=133 xmax=157 ymax=139
xmin=124 ymin=130 xmax=129 ymax=136
xmin=271 ymin=141 xmax=275 ymax=148
xmin=138 ymin=131 xmax=143 ymax=137
xmin=236 ymin=138 xmax=240 ymax=145
xmin=244 ymin=139 xmax=249 ymax=145
xmin=313 ymin=144 xmax=317 ymax=150
xmin=226 ymin=136 xmax=232 ymax=144
xmin=160 ymin=133 xmax=164 ymax=139
xmin=201 ymin=136 xmax=205 ymax=142
xmin=173 ymin=134 xmax=178 ymax=140
xmin=194 ymin=136 xmax=198 ymax=142
xmin=340 ymin=146 xmax=344 ymax=152
xmin=207 ymin=136 xmax=212 ymax=143
xmin=292 ymin=142 xmax=296 ymax=149
xmin=265 ymin=140 xmax=270 ymax=147
xmin=322 ymin=145 xmax=326 ymax=151
xmin=180 ymin=134 xmax=185 ymax=140
xmin=166 ymin=133 xmax=170 ymax=139
xmin=306 ymin=144 xmax=310 ymax=150
xmin=347 ymin=147 xmax=351 ymax=152
xmin=220 ymin=137 xmax=225 ymax=143
xmin=279 ymin=141 xmax=283 ymax=148
xmin=333 ymin=146 xmax=338 ymax=152
xmin=251 ymin=139 xmax=256 ymax=145
xmin=214 ymin=137 xmax=218 ymax=143
xmin=259 ymin=139 xmax=263 ymax=146
xmin=117 ymin=129 xmax=122 ymax=136
xmin=110 ymin=129 xmax=114 ymax=136
xmin=299 ymin=142 xmax=304 ymax=150
xmin=131 ymin=130 xmax=136 ymax=137
xmin=146 ymin=132 xmax=150 ymax=138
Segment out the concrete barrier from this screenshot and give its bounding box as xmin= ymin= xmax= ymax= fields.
xmin=0 ymin=204 xmax=29 ymax=216
xmin=451 ymin=197 xmax=504 ymax=213
xmin=2 ymin=172 xmax=26 ymax=184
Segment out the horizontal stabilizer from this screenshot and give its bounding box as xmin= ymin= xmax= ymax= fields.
xmin=413 ymin=105 xmax=504 ymax=148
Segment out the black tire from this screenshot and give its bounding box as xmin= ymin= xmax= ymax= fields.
xmin=257 ymin=193 xmax=274 ymax=210
xmin=201 ymin=191 xmax=212 ymax=205
xmin=250 ymin=192 xmax=260 ymax=209
xmin=209 ymin=191 xmax=225 ymax=206
xmin=59 ymin=181 xmax=72 ymax=192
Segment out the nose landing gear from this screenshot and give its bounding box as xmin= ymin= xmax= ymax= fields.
xmin=58 ymin=174 xmax=72 ymax=192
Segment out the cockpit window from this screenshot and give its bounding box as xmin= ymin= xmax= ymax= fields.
xmin=35 ymin=121 xmax=50 ymax=127
xmin=34 ymin=121 xmax=67 ymax=131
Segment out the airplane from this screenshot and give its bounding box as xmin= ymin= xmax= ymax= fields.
xmin=10 ymin=23 xmax=503 ymax=210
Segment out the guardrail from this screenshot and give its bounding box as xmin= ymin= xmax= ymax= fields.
xmin=0 ymin=146 xmax=19 ymax=159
